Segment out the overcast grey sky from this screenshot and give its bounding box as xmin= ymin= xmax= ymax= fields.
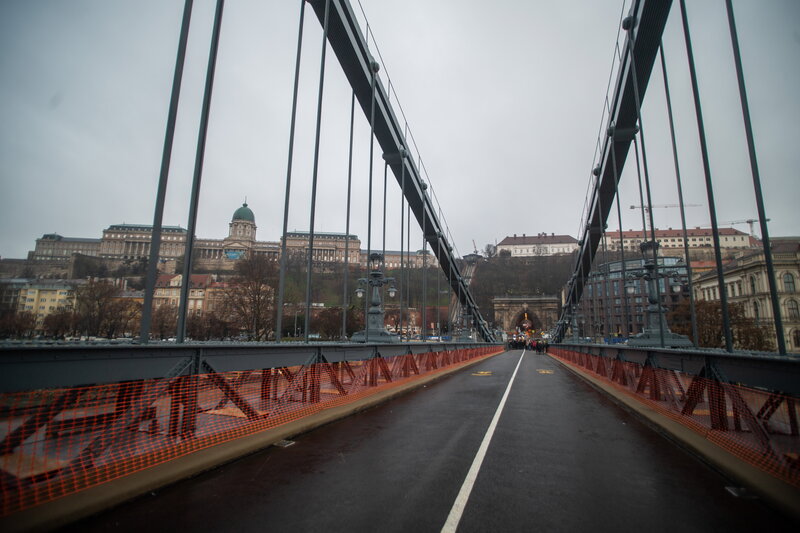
xmin=1 ymin=0 xmax=798 ymax=261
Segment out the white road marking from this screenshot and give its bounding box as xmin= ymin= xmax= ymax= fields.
xmin=441 ymin=350 xmax=526 ymax=533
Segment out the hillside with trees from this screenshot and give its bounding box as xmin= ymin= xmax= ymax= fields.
xmin=469 ymin=252 xmax=577 ymax=325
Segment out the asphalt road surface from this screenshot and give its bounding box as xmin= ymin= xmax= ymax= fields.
xmin=69 ymin=350 xmax=796 ymax=532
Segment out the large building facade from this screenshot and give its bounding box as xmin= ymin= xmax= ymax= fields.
xmin=16 ymin=281 xmax=76 ymax=330
xmin=24 ymin=203 xmax=454 ymax=272
xmin=574 ymin=256 xmax=690 ymax=340
xmin=496 ymin=233 xmax=579 ymax=257
xmin=282 ymin=231 xmax=361 ymax=265
xmin=30 ymin=234 xmax=101 ymax=261
xmin=693 ymin=238 xmax=800 ymax=353
xmin=605 ymin=227 xmax=752 ymax=253
xmin=97 ymin=203 xmax=281 ymax=269
xmin=27 ymin=204 xmax=363 ymax=271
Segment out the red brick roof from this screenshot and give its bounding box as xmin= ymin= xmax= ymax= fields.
xmin=606 ymin=227 xmax=747 ymax=239
xmin=498 ymin=234 xmax=578 ymax=246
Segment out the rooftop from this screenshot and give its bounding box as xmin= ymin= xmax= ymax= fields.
xmin=39 ymin=234 xmax=101 ymax=243
xmin=106 ymin=224 xmax=186 ymax=233
xmin=498 ymin=233 xmax=578 ymax=245
xmin=285 ymin=231 xmax=359 ymax=240
xmin=606 ymin=227 xmax=748 ymax=239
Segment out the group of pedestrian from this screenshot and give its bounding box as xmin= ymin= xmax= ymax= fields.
xmin=529 ymin=338 xmax=548 ymax=353
xmin=506 ymin=336 xmax=548 ymax=352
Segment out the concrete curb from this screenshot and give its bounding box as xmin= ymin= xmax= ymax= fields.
xmin=548 ymin=353 xmax=800 ymax=523
xmin=1 ymin=350 xmax=503 ymax=532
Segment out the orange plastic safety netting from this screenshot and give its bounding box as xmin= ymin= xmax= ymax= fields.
xmin=549 ymin=347 xmax=800 ymax=487
xmin=0 ymin=346 xmax=502 ymax=516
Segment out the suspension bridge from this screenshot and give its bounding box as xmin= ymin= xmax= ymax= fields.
xmin=1 ymin=0 xmax=799 ymax=530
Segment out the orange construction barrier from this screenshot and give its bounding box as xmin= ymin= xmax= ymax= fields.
xmin=549 ymin=347 xmax=800 ymax=488
xmin=0 ymin=346 xmax=502 ymax=517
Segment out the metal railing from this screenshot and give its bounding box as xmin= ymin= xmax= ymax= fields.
xmin=0 ymin=342 xmax=503 ymax=517
xmin=551 ymin=343 xmax=800 ymax=491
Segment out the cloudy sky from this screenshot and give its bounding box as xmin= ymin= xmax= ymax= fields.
xmin=1 ymin=0 xmax=798 ymax=261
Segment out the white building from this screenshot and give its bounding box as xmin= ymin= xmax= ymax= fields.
xmin=496 ymin=233 xmax=578 ymax=257
xmin=605 ymin=227 xmax=751 ymax=253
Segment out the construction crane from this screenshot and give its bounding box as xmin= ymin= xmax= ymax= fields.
xmin=630 ymin=203 xmax=701 ymax=214
xmin=472 ymin=239 xmax=479 ymax=255
xmin=715 ymin=218 xmax=770 ymax=237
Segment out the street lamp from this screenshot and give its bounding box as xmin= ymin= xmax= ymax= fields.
xmin=565 ymin=304 xmax=588 ymax=343
xmin=625 ymin=240 xmax=693 ymax=348
xmin=351 ymin=253 xmax=400 ymax=343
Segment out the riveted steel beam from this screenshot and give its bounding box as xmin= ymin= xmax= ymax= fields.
xmin=557 ymin=0 xmax=673 ymax=339
xmin=305 ymin=0 xmax=493 ymax=341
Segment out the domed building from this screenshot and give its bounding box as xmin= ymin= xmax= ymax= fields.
xmin=222 ymin=202 xmax=258 ymax=260
xmin=88 ymin=202 xmax=280 ymax=271
xmin=230 ymin=203 xmax=256 ymax=235
xmin=31 ymin=201 xmax=364 ymax=273
xmin=191 ymin=202 xmax=279 ymax=268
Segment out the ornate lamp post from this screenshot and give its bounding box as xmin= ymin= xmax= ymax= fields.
xmin=351 ymin=253 xmax=400 ymax=343
xmin=626 ymin=240 xmax=692 ymax=348
xmin=457 ymin=309 xmax=475 ymax=342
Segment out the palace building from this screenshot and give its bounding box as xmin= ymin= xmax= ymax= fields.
xmin=25 ymin=203 xmax=376 ymax=271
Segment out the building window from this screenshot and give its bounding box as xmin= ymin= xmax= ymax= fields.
xmin=787 ymin=300 xmax=800 ymax=320
xmin=794 ymin=330 xmax=800 ymax=348
xmin=753 ymin=300 xmax=760 ymax=321
xmin=784 ymin=273 xmax=796 ymax=293
xmin=750 ymin=276 xmax=757 ymax=295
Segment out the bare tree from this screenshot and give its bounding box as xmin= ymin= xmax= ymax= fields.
xmin=316 ymin=307 xmax=342 ymax=340
xmin=101 ymin=299 xmax=141 ymax=338
xmin=0 ymin=311 xmax=36 ymax=338
xmin=74 ymin=280 xmax=120 ymax=336
xmin=222 ymin=254 xmax=278 ymax=341
xmin=151 ymin=303 xmax=178 ymax=340
xmin=187 ymin=311 xmax=232 ymax=340
xmin=669 ymin=300 xmax=775 ymax=351
xmin=43 ymin=310 xmax=76 ymax=338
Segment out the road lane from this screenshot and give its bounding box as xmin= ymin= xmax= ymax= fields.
xmin=460 ymin=351 xmax=794 ymax=532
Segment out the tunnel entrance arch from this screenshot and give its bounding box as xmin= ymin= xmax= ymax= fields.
xmin=492 ymin=295 xmax=561 ymax=333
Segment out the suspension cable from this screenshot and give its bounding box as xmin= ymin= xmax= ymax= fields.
xmin=659 ymin=42 xmax=698 ymax=346
xmin=177 ymin=0 xmax=225 ymax=343
xmin=679 ymin=0 xmax=733 ymax=351
xmin=141 ymin=0 xmax=193 ymax=344
xmin=608 ymin=121 xmax=630 ymax=338
xmin=365 ymin=54 xmax=379 ymax=343
xmin=407 ymin=202 xmax=411 ymax=335
xmin=422 ymin=208 xmax=427 ymax=340
xmin=382 ymin=161 xmax=388 ymax=264
xmin=275 ymin=0 xmax=307 ymax=343
xmin=624 ymin=12 xmax=665 ymax=347
xmin=303 ymin=0 xmax=331 ymax=343
xmin=725 ymin=0 xmax=786 ymax=354
xmin=399 ymin=129 xmax=407 ymax=340
xmin=342 ymin=91 xmax=355 ymax=340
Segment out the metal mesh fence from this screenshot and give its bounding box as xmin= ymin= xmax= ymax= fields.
xmin=0 ymin=346 xmax=502 ymax=516
xmin=549 ymin=347 xmax=800 ymax=488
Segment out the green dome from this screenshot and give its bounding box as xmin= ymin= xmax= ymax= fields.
xmin=232 ymin=202 xmax=255 ymax=223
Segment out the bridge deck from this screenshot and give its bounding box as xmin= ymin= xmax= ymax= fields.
xmin=68 ymin=350 xmax=793 ymax=532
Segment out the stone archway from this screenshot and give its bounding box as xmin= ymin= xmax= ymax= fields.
xmin=514 ymin=309 xmax=543 ymax=331
xmin=492 ymin=295 xmax=561 ymax=333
